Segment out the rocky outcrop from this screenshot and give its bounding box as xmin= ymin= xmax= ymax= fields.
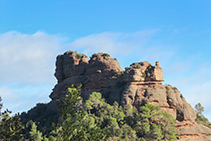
xmin=50 ymin=51 xmax=123 ymax=103
xmin=50 ymin=50 xmax=211 ymax=140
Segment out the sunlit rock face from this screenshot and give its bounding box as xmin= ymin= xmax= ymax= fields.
xmin=50 ymin=50 xmax=211 ymax=141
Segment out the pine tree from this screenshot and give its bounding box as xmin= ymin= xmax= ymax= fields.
xmin=195 ymin=103 xmax=204 ymax=116
xmin=29 ymin=122 xmax=43 ymax=141
xmin=195 ymin=103 xmax=211 ymax=128
xmin=0 ymin=97 xmax=24 ymax=140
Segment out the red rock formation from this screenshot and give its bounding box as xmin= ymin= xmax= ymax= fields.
xmin=50 ymin=51 xmax=211 ymax=140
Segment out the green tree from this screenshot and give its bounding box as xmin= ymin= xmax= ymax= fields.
xmin=195 ymin=103 xmax=204 ymax=116
xmin=126 ymin=104 xmax=177 ymax=140
xmin=54 ymin=85 xmax=104 ymax=140
xmin=159 ymin=112 xmax=177 ymax=140
xmin=195 ymin=103 xmax=211 ymax=128
xmin=0 ymin=110 xmax=24 ymax=140
xmin=119 ymin=124 xmax=137 ymax=140
xmin=0 ymin=97 xmax=25 ymax=140
xmin=53 ymin=86 xmax=136 ymax=140
xmin=28 ymin=121 xmax=43 ymax=141
xmin=150 ymin=123 xmax=162 ymax=140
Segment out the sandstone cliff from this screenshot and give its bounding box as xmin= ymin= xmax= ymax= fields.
xmin=50 ymin=51 xmax=211 ymax=141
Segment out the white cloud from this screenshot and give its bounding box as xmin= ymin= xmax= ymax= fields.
xmin=0 ymin=31 xmax=65 ymax=113
xmin=0 ymin=31 xmax=64 ymax=84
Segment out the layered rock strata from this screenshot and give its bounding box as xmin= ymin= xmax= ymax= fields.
xmin=50 ymin=51 xmax=211 ymax=140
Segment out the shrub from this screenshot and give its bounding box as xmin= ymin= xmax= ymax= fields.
xmin=131 ymin=64 xmax=141 ymax=69
xmin=102 ymin=53 xmax=110 ymax=57
xmin=172 ymin=87 xmax=178 ymax=91
xmin=165 ymin=86 xmax=170 ymax=90
xmin=142 ymin=72 xmax=147 ymax=78
xmin=75 ymin=54 xmax=82 ymax=59
xmin=116 ymin=71 xmax=124 ymax=77
xmin=90 ymin=53 xmax=97 ymax=59
xmin=112 ymin=71 xmax=125 ymax=79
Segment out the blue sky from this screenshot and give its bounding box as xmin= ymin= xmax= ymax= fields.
xmin=0 ymin=0 xmax=211 ymax=120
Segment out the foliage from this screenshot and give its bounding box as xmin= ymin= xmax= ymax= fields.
xmin=90 ymin=53 xmax=110 ymax=60
xmin=141 ymin=72 xmax=146 ymax=78
xmin=28 ymin=121 xmax=43 ymax=141
xmin=165 ymin=86 xmax=170 ymax=90
xmin=165 ymin=85 xmax=180 ymax=94
xmin=195 ymin=103 xmax=204 ymax=116
xmin=102 ymin=53 xmax=110 ymax=57
xmin=49 ymin=86 xmax=178 ymax=140
xmin=20 ymin=101 xmax=59 ymax=136
xmin=55 ymin=84 xmax=101 ymax=140
xmin=112 ymin=71 xmax=125 ymax=79
xmin=0 ymin=97 xmax=25 ymax=140
xmin=0 ymin=87 xmax=178 ymax=140
xmin=148 ymin=63 xmax=152 ymax=67
xmin=125 ymin=104 xmax=178 ymax=140
xmin=75 ymin=54 xmax=82 ymax=59
xmin=172 ymin=87 xmax=178 ymax=91
xmin=130 ymin=64 xmax=141 ymax=69
xmin=116 ymin=71 xmax=124 ymax=77
xmin=195 ymin=103 xmax=211 ymax=128
xmin=74 ymin=51 xmax=87 ymax=59
xmin=91 ymin=53 xmax=97 ymax=58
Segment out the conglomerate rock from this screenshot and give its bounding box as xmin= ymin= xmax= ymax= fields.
xmin=50 ymin=50 xmax=211 ymax=140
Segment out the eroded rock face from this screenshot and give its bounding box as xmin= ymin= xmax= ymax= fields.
xmin=123 ymin=61 xmax=164 ymax=82
xmin=50 ymin=51 xmax=123 ymax=103
xmin=50 ymin=50 xmax=211 ymax=140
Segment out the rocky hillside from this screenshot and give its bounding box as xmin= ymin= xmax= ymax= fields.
xmin=50 ymin=51 xmax=211 ymax=141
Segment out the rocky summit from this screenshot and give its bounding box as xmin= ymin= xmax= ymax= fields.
xmin=50 ymin=51 xmax=211 ymax=141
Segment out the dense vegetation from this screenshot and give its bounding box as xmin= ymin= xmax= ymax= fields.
xmin=20 ymin=101 xmax=59 ymax=135
xmin=0 ymin=97 xmax=24 ymax=140
xmin=0 ymin=86 xmax=179 ymax=140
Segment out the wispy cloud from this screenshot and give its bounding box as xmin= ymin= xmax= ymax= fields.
xmin=70 ymin=31 xmax=151 ymax=51
xmin=0 ymin=31 xmax=64 ymax=84
xmin=0 ymin=31 xmax=64 ymax=113
xmin=69 ymin=30 xmax=157 ymax=55
xmin=69 ymin=30 xmax=162 ymax=68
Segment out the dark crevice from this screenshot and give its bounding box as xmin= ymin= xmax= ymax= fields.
xmin=152 ymin=100 xmax=159 ymax=103
xmin=176 ymin=109 xmax=184 ymax=121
